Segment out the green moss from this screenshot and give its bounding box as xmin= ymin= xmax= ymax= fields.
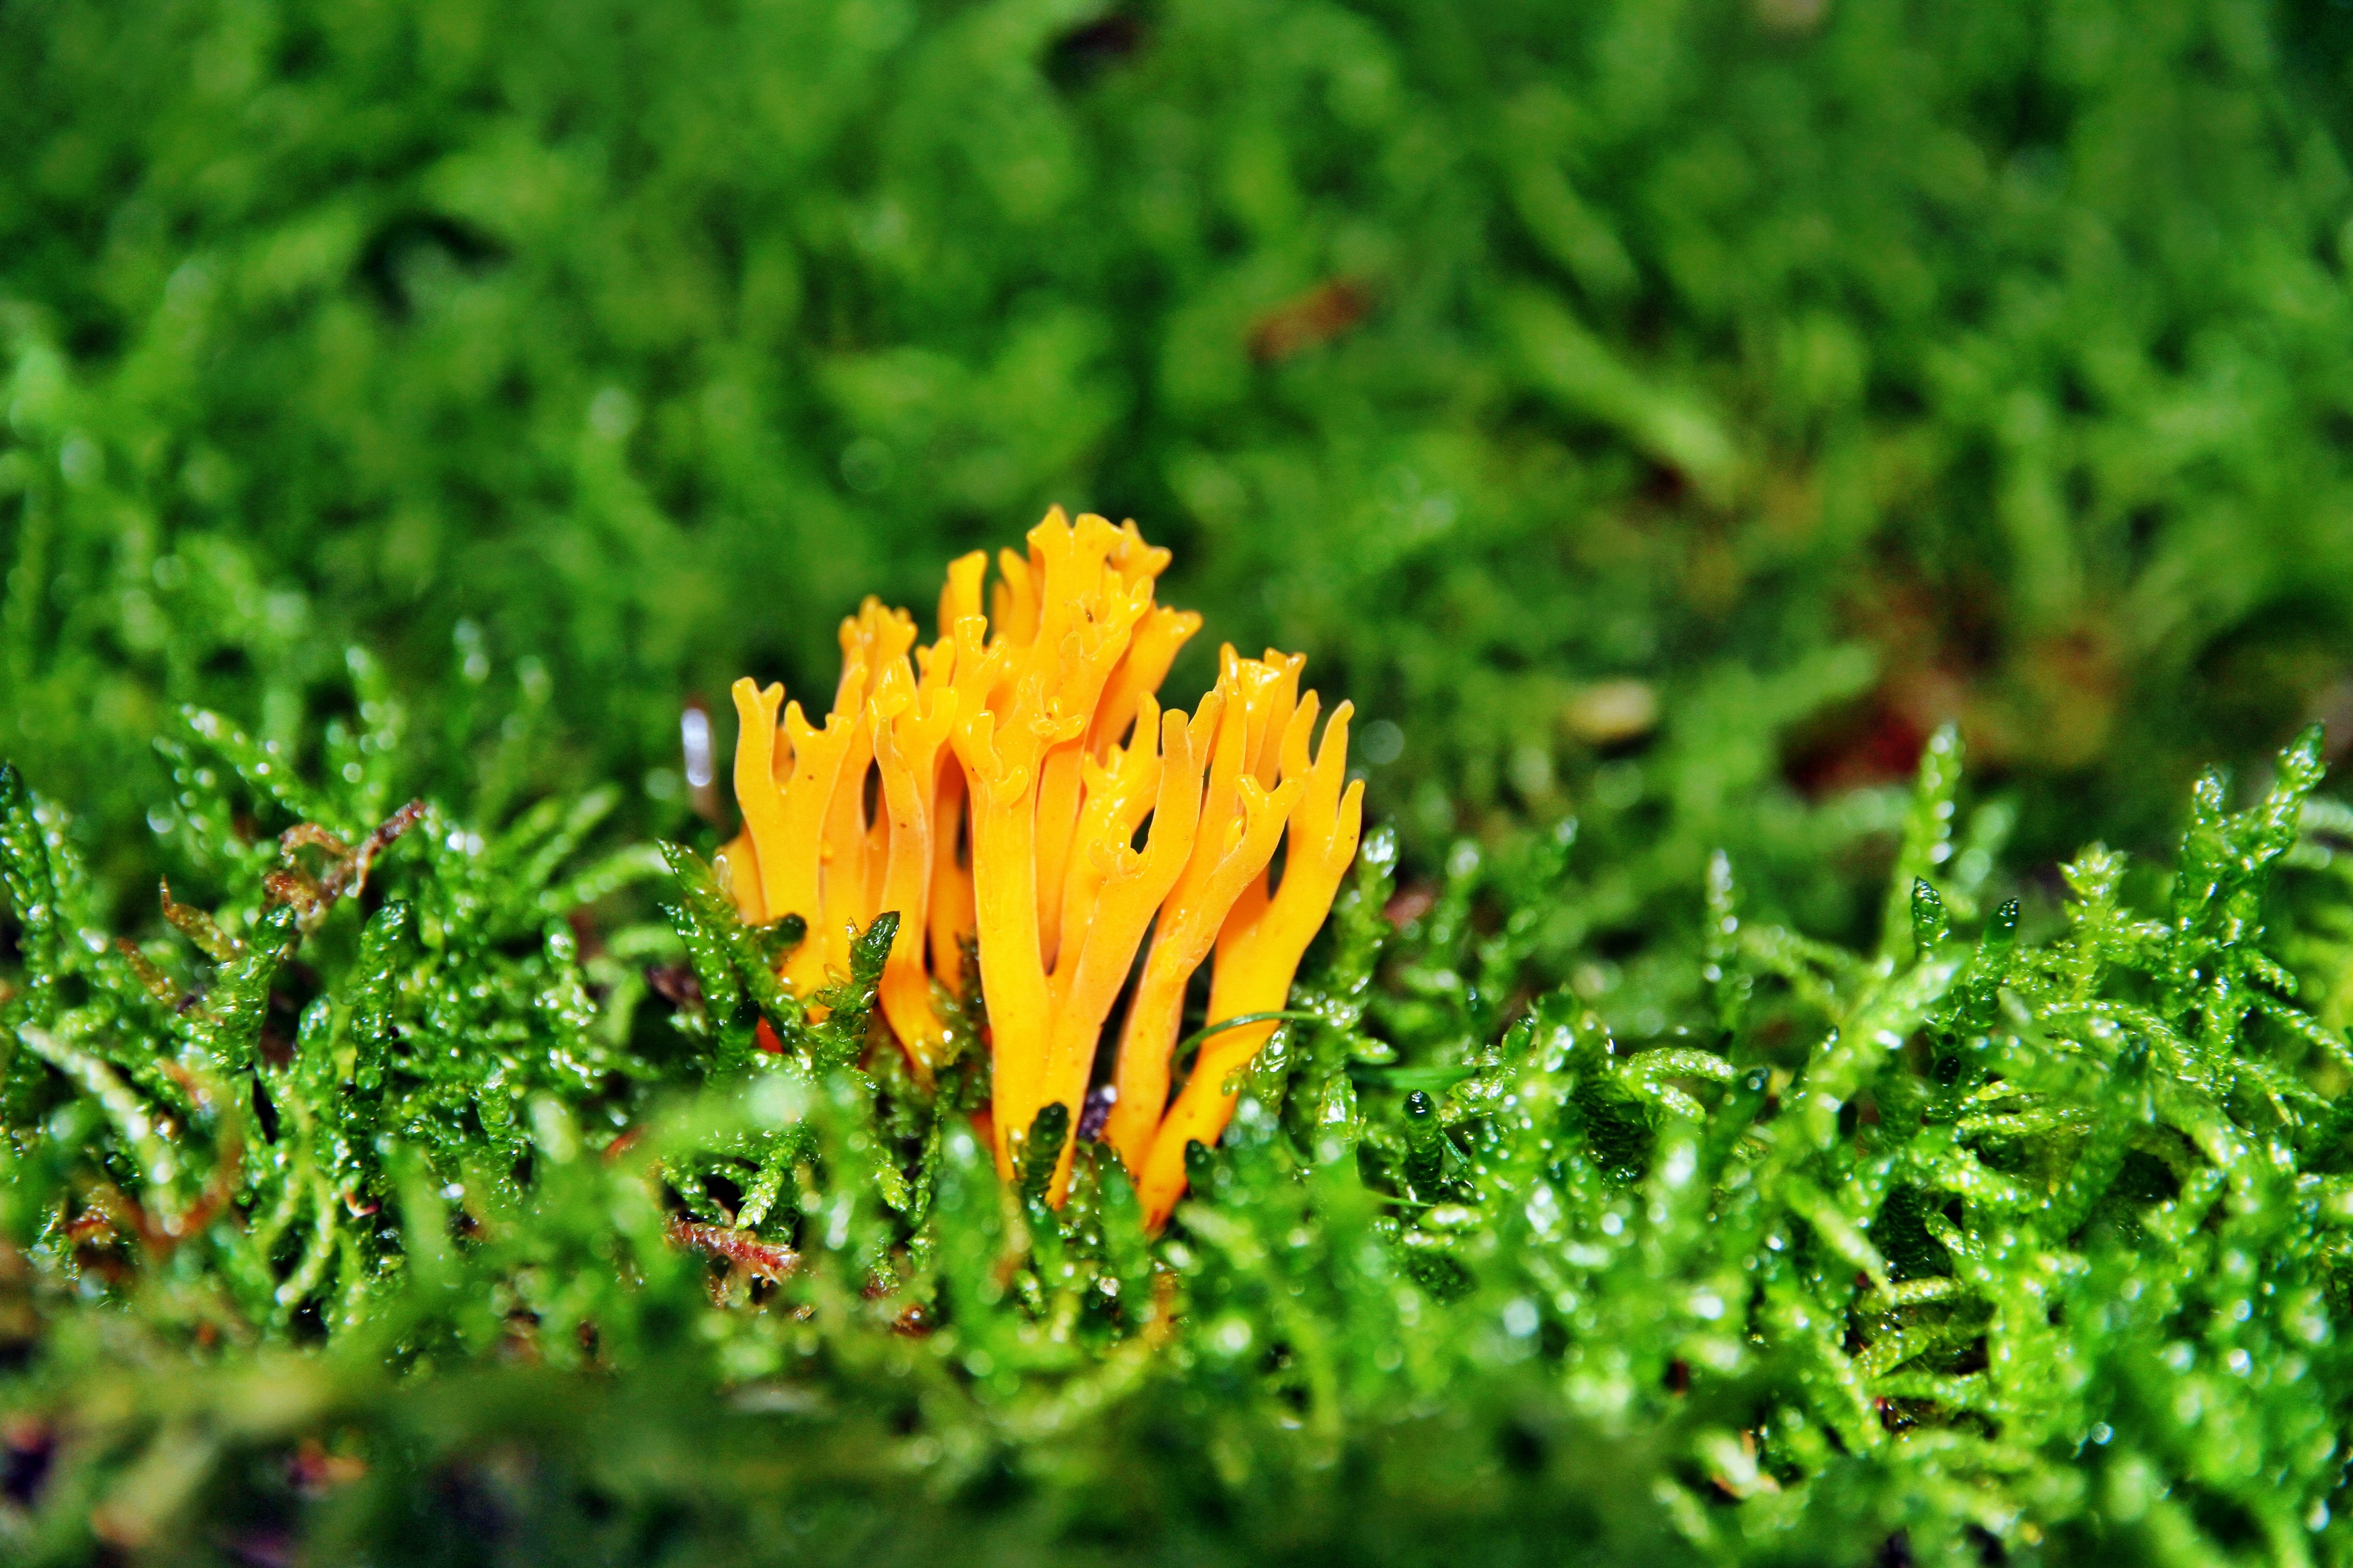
xmin=3 ymin=686 xmax=2352 ymax=1565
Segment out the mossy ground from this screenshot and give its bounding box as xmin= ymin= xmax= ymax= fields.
xmin=7 ymin=1 xmax=2353 ymax=1563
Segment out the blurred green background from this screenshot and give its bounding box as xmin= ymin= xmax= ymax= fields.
xmin=7 ymin=0 xmax=2353 ymax=950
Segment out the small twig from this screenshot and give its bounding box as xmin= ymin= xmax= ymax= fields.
xmin=264 ymin=800 xmax=427 ymax=928
xmin=668 ymin=1218 xmax=799 ymax=1282
xmin=338 ymin=800 xmax=427 ymax=903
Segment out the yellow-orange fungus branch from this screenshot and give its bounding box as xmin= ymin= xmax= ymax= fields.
xmin=724 ymin=509 xmax=1362 ymax=1227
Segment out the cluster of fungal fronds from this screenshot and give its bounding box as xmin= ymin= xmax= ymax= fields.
xmin=722 ymin=510 xmax=1362 ymax=1226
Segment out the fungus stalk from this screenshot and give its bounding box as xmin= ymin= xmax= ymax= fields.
xmin=723 ymin=509 xmax=1362 ymax=1227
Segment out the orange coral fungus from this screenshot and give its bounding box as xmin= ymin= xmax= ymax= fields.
xmin=720 ymin=509 xmax=1362 ymax=1228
